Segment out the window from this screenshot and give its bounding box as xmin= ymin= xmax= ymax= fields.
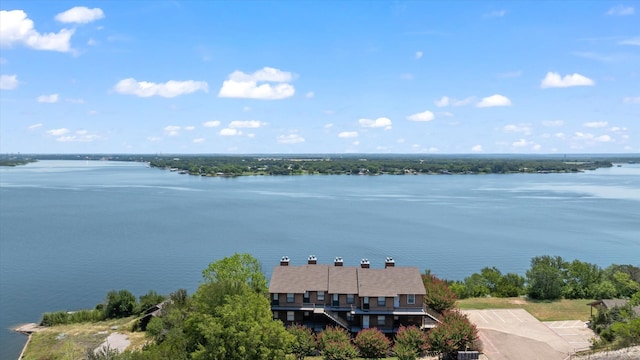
xmin=273 ymin=293 xmax=279 ymax=300
xmin=317 ymin=291 xmax=325 ymax=301
xmin=378 ymin=296 xmax=385 ymax=306
xmin=303 ymin=291 xmax=310 ymax=303
xmin=273 ymin=311 xmax=278 ymax=319
xmin=377 ymin=315 xmax=385 ymax=324
xmin=287 ymin=293 xmax=294 ymax=303
xmin=347 ymin=294 xmax=355 ymax=304
xmin=287 ymin=311 xmax=294 ymax=321
xmin=407 ymin=294 xmax=415 ymax=304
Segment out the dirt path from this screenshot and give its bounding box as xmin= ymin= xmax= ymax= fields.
xmin=95 ymin=332 xmax=130 ymax=354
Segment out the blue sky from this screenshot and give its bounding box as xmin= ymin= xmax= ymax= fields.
xmin=0 ymin=1 xmax=638 ymax=154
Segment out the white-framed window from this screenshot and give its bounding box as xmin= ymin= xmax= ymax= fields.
xmin=317 ymin=291 xmax=325 ymax=301
xmin=377 ymin=296 xmax=385 ymax=306
xmin=407 ymin=294 xmax=415 ymax=304
xmin=273 ymin=293 xmax=279 ymax=301
xmin=287 ymin=311 xmax=294 ymax=321
xmin=347 ymin=294 xmax=355 ymax=304
xmin=377 ymin=315 xmax=385 ymax=324
xmin=287 ymin=293 xmax=294 ymax=302
xmin=303 ymin=291 xmax=310 ymax=302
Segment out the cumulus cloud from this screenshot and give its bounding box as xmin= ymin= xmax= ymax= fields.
xmin=434 ymin=96 xmax=475 ymax=107
xmin=0 ymin=74 xmax=18 ymax=89
xmin=415 ymin=51 xmax=423 ymax=59
xmin=324 ymin=123 xmax=334 ymax=129
xmin=219 ymin=128 xmax=242 ymax=136
xmin=47 ymin=128 xmax=70 ymax=136
xmin=114 ymin=78 xmax=208 ymax=98
xmin=512 ymin=139 xmax=530 ymax=147
xmin=623 ymin=96 xmax=640 ymax=104
xmin=540 ymin=72 xmax=595 ymax=88
xmin=228 ymin=120 xmax=265 ymax=128
xmin=595 ymin=135 xmax=612 ymax=142
xmin=542 ymin=120 xmax=564 ymax=127
xmin=359 ymin=117 xmax=392 ymax=129
xmin=471 ymin=145 xmax=483 ymax=152
xmin=56 ymin=130 xmax=100 ymax=142
xmin=584 ymin=121 xmax=608 ymax=128
xmin=218 ymin=67 xmax=295 ymax=99
xmin=203 ymin=120 xmax=221 ymax=127
xmin=0 ymin=10 xmax=74 ymax=52
xmin=37 ymin=94 xmax=59 ymax=103
xmin=338 ymin=131 xmax=358 ymax=138
xmin=277 ymin=134 xmax=305 ymax=144
xmin=606 ymin=5 xmax=634 ymax=16
xmin=476 ymin=94 xmax=512 ymax=107
xmin=184 ymin=126 xmax=195 ymax=131
xmin=407 ymin=110 xmax=435 ymax=122
xmin=55 ymin=7 xmax=104 ymax=24
xmin=164 ymin=125 xmax=181 ymax=136
xmin=28 ymin=123 xmax=43 ymax=130
xmin=502 ymin=124 xmax=531 ymax=135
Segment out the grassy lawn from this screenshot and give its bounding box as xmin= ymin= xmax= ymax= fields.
xmin=22 ymin=317 xmax=147 ymax=360
xmin=457 ymin=297 xmax=594 ymax=321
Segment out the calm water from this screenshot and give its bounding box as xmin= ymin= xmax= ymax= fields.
xmin=1 ymin=160 xmax=639 ymax=358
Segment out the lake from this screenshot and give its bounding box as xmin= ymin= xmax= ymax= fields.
xmin=1 ymin=160 xmax=639 ymax=358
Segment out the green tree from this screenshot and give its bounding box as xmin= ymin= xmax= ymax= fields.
xmin=353 ymin=328 xmax=390 ymax=359
xmin=201 ymin=253 xmax=268 ymax=294
xmin=462 ymin=273 xmax=490 ymax=298
xmin=496 ymin=273 xmax=525 ymax=297
xmin=138 ymin=290 xmax=166 ymax=314
xmin=610 ymin=271 xmax=640 ymax=298
xmin=104 ymin=289 xmax=137 ymax=319
xmin=393 ymin=325 xmax=428 ymax=360
xmin=318 ymin=327 xmax=357 ymax=360
xmin=422 ymin=271 xmax=457 ymax=313
xmin=427 ymin=310 xmax=478 ymax=357
xmin=288 ymin=324 xmax=316 ymax=360
xmin=480 ymin=267 xmax=502 ymax=295
xmin=526 ymin=255 xmax=566 ymax=300
xmin=563 ymin=260 xmax=602 ymax=299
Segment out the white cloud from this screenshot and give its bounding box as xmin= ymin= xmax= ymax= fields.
xmin=606 ymin=5 xmax=634 ymax=16
xmin=623 ymin=96 xmax=640 ymax=104
xmin=0 ymin=74 xmax=18 ymax=89
xmin=407 ymin=110 xmax=435 ymax=122
xmin=218 ymin=67 xmax=295 ymax=99
xmin=277 ymin=134 xmax=305 ymax=144
xmin=28 ymin=123 xmax=43 ymax=130
xmin=87 ymin=38 xmax=97 ymax=46
xmin=37 ymin=94 xmax=59 ymax=103
xmin=164 ymin=125 xmax=180 ymax=136
xmin=359 ymin=117 xmax=392 ymax=129
xmin=184 ymin=126 xmax=195 ymax=131
xmin=554 ymin=132 xmax=566 ymax=139
xmin=502 ymin=124 xmax=531 ymax=135
xmin=574 ymin=132 xmax=594 ymax=140
xmin=305 ymin=91 xmax=314 ymax=99
xmin=584 ymin=121 xmax=608 ymax=128
xmin=610 ymin=126 xmax=627 ymax=132
xmin=595 ymin=135 xmax=612 ymax=142
xmin=56 ymin=132 xmax=100 ymax=142
xmin=542 ymin=120 xmax=564 ymax=127
xmin=0 ymin=10 xmax=74 ymax=52
xmin=434 ymin=96 xmax=475 ymax=107
xmin=242 ymin=106 xmax=252 ymax=112
xmin=324 ymin=123 xmax=334 ymax=129
xmin=219 ymin=128 xmax=242 ymax=136
xmin=147 ymin=136 xmax=162 ymax=142
xmin=338 ymin=131 xmax=358 ymax=138
xmin=415 ymin=51 xmax=423 ymax=59
xmin=476 ymin=94 xmax=512 ymax=107
xmin=55 ymin=7 xmax=104 ymax=24
xmin=114 ymin=78 xmax=208 ymax=98
xmin=228 ymin=120 xmax=265 ymax=128
xmin=47 ymin=128 xmax=69 ymax=136
xmin=203 ymin=120 xmax=221 ymax=128
xmin=619 ymin=37 xmax=640 ymax=46
xmin=540 ymin=72 xmax=595 ymax=88
xmin=484 ymin=10 xmax=507 ymax=18
xmin=512 ymin=139 xmax=529 ymax=147
xmin=193 ymin=138 xmax=205 ymax=143
xmin=471 ymin=145 xmax=483 ymax=152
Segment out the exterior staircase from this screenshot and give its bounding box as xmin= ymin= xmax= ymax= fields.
xmin=314 ymin=307 xmax=350 ymax=330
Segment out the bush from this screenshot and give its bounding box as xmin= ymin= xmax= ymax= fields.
xmin=41 ymin=309 xmax=104 ymax=326
xmin=105 ymin=289 xmax=137 ymax=319
xmin=318 ymin=327 xmax=357 ymax=360
xmin=353 ymin=328 xmax=390 ymax=359
xmin=393 ymin=326 xmax=428 ymax=359
xmin=288 ymin=324 xmax=316 ymax=360
xmin=427 ymin=310 xmax=478 ymax=357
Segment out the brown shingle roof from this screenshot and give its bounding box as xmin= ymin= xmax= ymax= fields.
xmin=269 ymin=264 xmax=329 ymax=293
xmin=269 ymin=264 xmax=425 ymax=297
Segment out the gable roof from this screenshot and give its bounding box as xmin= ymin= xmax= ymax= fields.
xmin=269 ymin=264 xmax=425 ymax=297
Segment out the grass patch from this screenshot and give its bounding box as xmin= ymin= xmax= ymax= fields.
xmin=457 ymin=297 xmax=594 ymax=321
xmin=22 ymin=316 xmax=147 ymax=360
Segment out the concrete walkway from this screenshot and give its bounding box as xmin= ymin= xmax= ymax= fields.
xmin=94 ymin=333 xmax=130 ymax=354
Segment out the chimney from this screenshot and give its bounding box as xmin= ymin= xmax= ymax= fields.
xmin=360 ymin=258 xmax=370 ymax=268
xmin=385 ymin=257 xmax=395 ymax=268
xmin=334 ymin=257 xmax=344 ymax=266
xmin=307 ymin=255 xmax=317 ymax=265
xmin=280 ymin=256 xmax=290 ymax=266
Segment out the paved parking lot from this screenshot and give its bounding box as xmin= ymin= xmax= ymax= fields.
xmin=463 ymin=309 xmax=595 ymax=360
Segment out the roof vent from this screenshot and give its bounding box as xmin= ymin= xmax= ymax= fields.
xmin=308 ymin=255 xmax=317 ymax=265
xmin=360 ymin=258 xmax=370 ymax=268
xmin=280 ymin=256 xmax=290 ymax=266
xmin=334 ymin=257 xmax=344 ymax=266
xmin=385 ymin=257 xmax=395 ymax=268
